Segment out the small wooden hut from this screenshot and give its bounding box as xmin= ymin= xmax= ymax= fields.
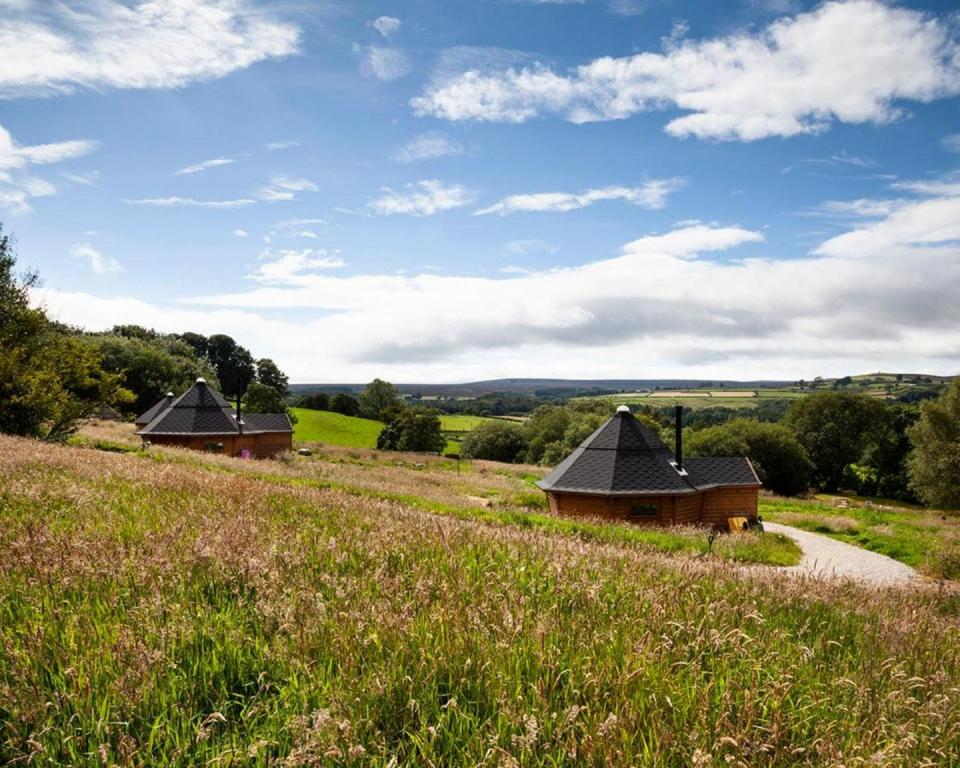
xmin=537 ymin=405 xmax=760 ymax=528
xmin=136 ymin=378 xmax=293 ymax=458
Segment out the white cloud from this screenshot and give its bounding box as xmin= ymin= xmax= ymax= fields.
xmin=62 ymin=170 xmax=100 ymax=186
xmin=32 ymin=178 xmax=960 ymax=382
xmin=175 ymin=157 xmax=235 ymax=175
xmin=510 ymin=0 xmax=648 ymax=13
xmin=256 ymin=176 xmax=319 ymax=202
xmin=266 ymin=140 xmax=299 ymax=151
xmin=370 ymin=16 xmax=401 ymax=39
xmin=127 ymin=177 xmax=318 ymax=209
xmin=124 ymin=196 xmax=256 ymax=208
xmin=233 ymin=229 xmax=249 ymax=237
xmin=249 ymin=248 xmax=347 ymax=284
xmin=505 ymin=239 xmax=558 ymax=256
xmin=477 ymin=180 xmax=684 ymax=215
xmin=412 ymin=0 xmax=960 ymax=141
xmin=359 ymin=46 xmax=411 ymax=81
xmin=394 ymin=132 xmax=464 ymax=163
xmin=942 ymin=134 xmax=960 ymax=154
xmin=0 ymin=123 xmax=98 ymax=211
xmin=367 ymin=180 xmax=472 ymax=216
xmin=0 ymin=0 xmax=299 ymax=98
xmin=70 ymin=243 xmax=122 ymax=274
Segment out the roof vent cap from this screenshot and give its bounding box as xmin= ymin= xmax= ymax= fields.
xmin=195 ymin=377 xmax=206 ymax=385
xmin=166 ymin=392 xmax=174 ymax=398
xmin=616 ymin=404 xmax=630 ymax=414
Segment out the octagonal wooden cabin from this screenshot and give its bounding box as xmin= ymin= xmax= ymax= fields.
xmin=136 ymin=378 xmax=293 ymax=459
xmin=536 ymin=406 xmax=761 ymax=528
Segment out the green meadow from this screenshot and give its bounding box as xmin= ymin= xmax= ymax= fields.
xmin=291 ymin=408 xmax=384 ymax=448
xmin=1 ymin=435 xmax=958 ymax=766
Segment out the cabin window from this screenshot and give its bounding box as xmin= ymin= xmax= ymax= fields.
xmin=204 ymin=442 xmax=224 ymax=452
xmin=629 ymin=503 xmax=658 ymax=518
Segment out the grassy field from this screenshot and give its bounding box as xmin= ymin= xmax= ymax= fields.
xmin=291 ymin=408 xmax=383 ymax=448
xmin=438 ymin=414 xmax=498 ymax=431
xmin=439 ymin=414 xmax=500 ymax=455
xmin=1 ymin=436 xmax=958 ymax=766
xmin=761 ymin=494 xmax=960 ymax=579
xmin=575 ymin=388 xmax=807 ymax=409
xmin=574 ymin=374 xmax=953 ymax=410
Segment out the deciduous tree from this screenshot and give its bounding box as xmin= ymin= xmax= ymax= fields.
xmin=359 ymin=378 xmax=398 ymax=420
xmin=256 ymin=358 xmax=289 ymax=396
xmin=908 ymin=379 xmax=960 ymax=508
xmin=686 ymin=419 xmax=812 ymax=496
xmin=0 ymin=226 xmax=130 ymax=439
xmin=784 ymin=392 xmax=888 ymax=492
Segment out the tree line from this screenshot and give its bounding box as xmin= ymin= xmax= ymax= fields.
xmin=459 ymin=388 xmax=960 ymax=509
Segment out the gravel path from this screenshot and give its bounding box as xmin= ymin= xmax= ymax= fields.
xmin=764 ymin=522 xmax=920 ymax=586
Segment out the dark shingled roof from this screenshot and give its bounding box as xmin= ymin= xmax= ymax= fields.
xmin=537 ymin=409 xmax=760 ymax=496
xmin=138 ymin=379 xmax=292 ymax=436
xmin=134 ymin=393 xmax=175 ymax=426
xmin=242 ymin=413 xmax=294 ymax=434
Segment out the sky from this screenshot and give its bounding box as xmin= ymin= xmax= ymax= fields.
xmin=2 ymin=0 xmax=960 ymax=384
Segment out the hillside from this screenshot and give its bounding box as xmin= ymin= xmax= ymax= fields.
xmin=290 ymin=409 xmax=501 ymax=453
xmin=1 ymin=436 xmax=959 ymax=765
xmin=291 ymin=373 xmax=954 ymax=405
xmin=291 ymin=408 xmax=383 ymax=448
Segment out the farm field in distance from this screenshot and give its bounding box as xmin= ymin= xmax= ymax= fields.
xmin=1 ymin=434 xmax=958 ymax=766
xmin=577 ymin=387 xmax=807 ymax=410
xmin=573 ymin=373 xmax=951 ymax=410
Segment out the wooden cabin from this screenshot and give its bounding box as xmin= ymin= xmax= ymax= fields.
xmin=135 ymin=378 xmax=293 ymax=458
xmin=537 ymin=405 xmax=761 ymax=528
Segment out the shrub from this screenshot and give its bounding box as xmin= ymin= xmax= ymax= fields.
xmin=378 ymin=406 xmax=446 ymax=453
xmin=329 ymin=393 xmax=361 ymax=417
xmin=298 ymin=392 xmax=330 ymax=411
xmin=461 ymin=421 xmax=528 ymax=463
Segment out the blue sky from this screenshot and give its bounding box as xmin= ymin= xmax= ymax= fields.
xmin=2 ymin=0 xmax=959 ymax=382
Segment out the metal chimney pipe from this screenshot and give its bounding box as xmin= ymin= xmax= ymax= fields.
xmin=675 ymin=405 xmax=683 ymax=470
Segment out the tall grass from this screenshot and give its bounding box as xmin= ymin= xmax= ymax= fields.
xmin=1 ymin=436 xmax=958 ymax=766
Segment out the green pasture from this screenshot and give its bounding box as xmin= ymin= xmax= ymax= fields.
xmin=291 ymin=408 xmax=383 ymax=448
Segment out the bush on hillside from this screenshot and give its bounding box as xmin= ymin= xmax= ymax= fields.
xmin=461 ymin=421 xmax=528 ymax=463
xmin=329 ymin=392 xmax=361 ymax=417
xmin=377 ymin=405 xmax=446 ymax=453
xmin=298 ymin=392 xmax=330 ymax=411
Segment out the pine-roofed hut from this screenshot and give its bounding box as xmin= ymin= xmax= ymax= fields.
xmin=136 ymin=378 xmax=293 ymax=458
xmin=537 ymin=405 xmax=761 ymax=528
